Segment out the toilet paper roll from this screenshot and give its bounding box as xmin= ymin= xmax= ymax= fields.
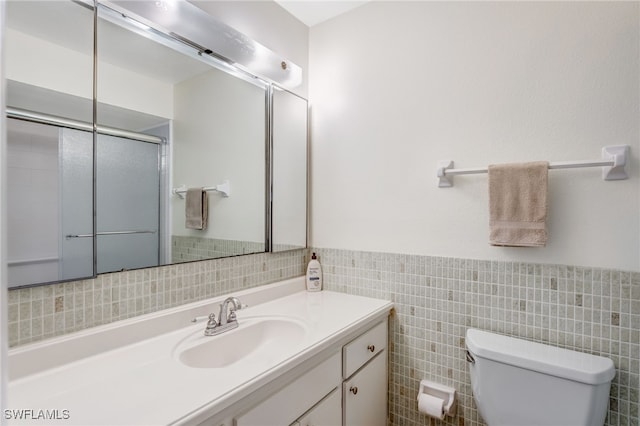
xmin=418 ymin=393 xmax=445 ymax=420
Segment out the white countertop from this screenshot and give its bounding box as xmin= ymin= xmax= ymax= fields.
xmin=8 ymin=278 xmax=393 ymax=425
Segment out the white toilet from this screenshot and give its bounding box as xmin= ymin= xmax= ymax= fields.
xmin=465 ymin=329 xmax=616 ymax=426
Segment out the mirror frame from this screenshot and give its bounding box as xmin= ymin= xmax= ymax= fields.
xmin=5 ymin=0 xmax=308 ymax=289
xmin=268 ymin=84 xmax=309 ymax=253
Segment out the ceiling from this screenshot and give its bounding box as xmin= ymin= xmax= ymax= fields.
xmin=274 ymin=0 xmax=370 ymax=27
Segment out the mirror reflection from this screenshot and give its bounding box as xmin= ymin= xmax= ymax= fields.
xmin=271 ymin=88 xmax=308 ymax=252
xmin=6 ymin=1 xmax=94 ymax=288
xmin=6 ymin=1 xmax=270 ymax=288
xmin=96 ymin=5 xmax=268 ymax=270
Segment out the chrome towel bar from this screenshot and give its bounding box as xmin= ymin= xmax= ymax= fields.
xmin=65 ymin=230 xmax=157 ymax=239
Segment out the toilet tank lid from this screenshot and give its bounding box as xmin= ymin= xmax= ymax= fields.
xmin=466 ymin=329 xmax=615 ymax=385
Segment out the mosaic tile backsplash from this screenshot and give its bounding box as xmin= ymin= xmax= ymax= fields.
xmin=7 ymin=250 xmax=307 ymax=347
xmin=314 ymin=248 xmax=640 ymax=426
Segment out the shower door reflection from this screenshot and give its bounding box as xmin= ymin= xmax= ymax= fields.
xmin=96 ymin=134 xmax=161 ymax=273
xmin=61 ymin=130 xmax=162 ymax=277
xmin=60 ymin=128 xmax=93 ymax=281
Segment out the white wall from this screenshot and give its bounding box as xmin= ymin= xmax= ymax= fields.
xmin=5 ymin=28 xmax=173 ymax=120
xmin=172 ymin=69 xmax=266 ymax=243
xmin=0 ymin=0 xmax=7 ymax=417
xmin=309 ymin=1 xmax=640 ymax=271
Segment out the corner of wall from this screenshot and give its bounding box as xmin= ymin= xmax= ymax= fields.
xmin=0 ymin=0 xmax=8 ymax=417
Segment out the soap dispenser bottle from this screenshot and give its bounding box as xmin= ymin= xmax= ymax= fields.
xmin=306 ymin=252 xmax=322 ymax=292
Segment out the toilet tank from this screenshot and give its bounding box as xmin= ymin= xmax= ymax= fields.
xmin=466 ymin=329 xmax=616 ymax=426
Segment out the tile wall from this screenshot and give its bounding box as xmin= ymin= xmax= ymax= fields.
xmin=314 ymin=248 xmax=640 ymax=426
xmin=7 ymin=245 xmax=639 ymax=426
xmin=171 ymin=236 xmax=265 ymax=262
xmin=170 ymin=237 xmax=304 ymax=263
xmin=7 ymin=250 xmax=307 ymax=347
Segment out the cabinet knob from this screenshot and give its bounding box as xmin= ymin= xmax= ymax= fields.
xmin=349 ymin=386 xmax=358 ymax=395
xmin=367 ymin=344 xmax=375 ymax=352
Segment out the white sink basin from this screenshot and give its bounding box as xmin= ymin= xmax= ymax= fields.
xmin=175 ymin=317 xmax=308 ymax=369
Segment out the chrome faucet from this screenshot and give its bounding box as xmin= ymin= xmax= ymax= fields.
xmin=203 ymin=296 xmax=244 ymax=336
xmin=218 ymin=296 xmax=242 ymax=326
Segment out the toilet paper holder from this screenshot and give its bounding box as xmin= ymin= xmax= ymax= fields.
xmin=417 ymin=379 xmax=457 ymax=418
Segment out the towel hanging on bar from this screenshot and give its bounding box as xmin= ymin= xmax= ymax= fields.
xmin=488 ymin=162 xmax=548 ymax=247
xmin=185 ymin=188 xmax=208 ymax=230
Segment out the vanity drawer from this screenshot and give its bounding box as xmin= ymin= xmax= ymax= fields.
xmin=343 ymin=321 xmax=387 ymax=378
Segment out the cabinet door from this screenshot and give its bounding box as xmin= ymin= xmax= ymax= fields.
xmin=235 ymin=352 xmax=341 ymax=426
xmin=343 ymin=351 xmax=386 ymax=426
xmin=295 ymin=388 xmax=341 ymax=426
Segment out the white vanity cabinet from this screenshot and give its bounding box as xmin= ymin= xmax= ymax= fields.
xmin=231 ymin=319 xmax=388 ymax=426
xmin=342 ymin=321 xmax=388 ymax=426
xmin=234 ymin=352 xmax=341 ymax=426
xmin=291 ymin=389 xmax=342 ymax=426
xmin=8 ymin=279 xmax=393 ymax=426
xmin=343 ymin=353 xmax=387 ymax=426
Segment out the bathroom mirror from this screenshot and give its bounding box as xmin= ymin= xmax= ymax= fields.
xmin=5 ymin=1 xmax=276 ymax=288
xmin=94 ymin=4 xmax=268 ymax=272
xmin=271 ymin=87 xmax=308 ymax=252
xmin=5 ymin=0 xmax=95 ymax=287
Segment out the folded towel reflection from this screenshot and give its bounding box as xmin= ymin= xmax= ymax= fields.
xmin=185 ymin=188 xmax=208 ymax=230
xmin=488 ymin=161 xmax=549 ymax=247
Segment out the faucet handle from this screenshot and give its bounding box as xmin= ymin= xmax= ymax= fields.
xmin=204 ymin=313 xmax=218 ymax=336
xmin=227 ymin=302 xmax=247 ymax=322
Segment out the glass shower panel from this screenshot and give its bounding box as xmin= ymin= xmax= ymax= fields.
xmin=96 ymin=134 xmax=160 ymax=273
xmin=7 ymin=119 xmax=64 ymax=286
xmin=60 ymin=128 xmax=94 ymax=281
xmin=6 ymin=0 xmax=94 ymax=288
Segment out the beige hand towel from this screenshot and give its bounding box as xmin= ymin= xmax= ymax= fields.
xmin=488 ymin=161 xmax=549 ymax=247
xmin=185 ymin=188 xmax=208 ymax=230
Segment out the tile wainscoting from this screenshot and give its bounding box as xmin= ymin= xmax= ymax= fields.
xmin=7 ymin=246 xmax=639 ymax=425
xmin=171 ymin=236 xmax=304 ymax=263
xmin=171 ymin=236 xmax=265 ymax=263
xmin=7 ymin=250 xmax=307 ymax=347
xmin=314 ymin=248 xmax=640 ymax=426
